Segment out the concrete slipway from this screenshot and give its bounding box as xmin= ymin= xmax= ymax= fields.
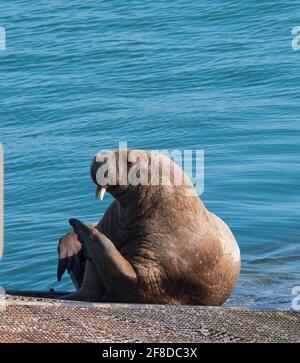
xmin=0 ymin=291 xmax=298 ymax=343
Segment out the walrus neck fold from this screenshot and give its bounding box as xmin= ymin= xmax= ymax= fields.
xmin=115 ymin=185 xmax=158 ymax=218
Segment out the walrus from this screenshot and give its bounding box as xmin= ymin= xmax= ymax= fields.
xmin=57 ymin=149 xmax=240 ymax=305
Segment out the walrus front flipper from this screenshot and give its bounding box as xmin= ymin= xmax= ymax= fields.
xmin=69 ymin=218 xmax=138 ymax=302
xmin=57 ymin=236 xmax=86 ymax=290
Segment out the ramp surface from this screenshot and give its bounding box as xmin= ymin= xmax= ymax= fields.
xmin=0 ymin=293 xmax=299 ymax=343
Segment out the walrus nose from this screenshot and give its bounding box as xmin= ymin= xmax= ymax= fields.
xmin=91 ymin=156 xmax=107 ymax=185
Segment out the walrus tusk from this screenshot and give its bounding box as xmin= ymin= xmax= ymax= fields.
xmin=99 ymin=187 xmax=106 ymax=201
xmin=96 ymin=186 xmax=106 ymax=201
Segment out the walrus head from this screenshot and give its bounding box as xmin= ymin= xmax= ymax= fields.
xmin=91 ymin=149 xmax=196 ymax=205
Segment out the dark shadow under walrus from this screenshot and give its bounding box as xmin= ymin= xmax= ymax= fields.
xmin=57 ymin=149 xmax=240 ymax=305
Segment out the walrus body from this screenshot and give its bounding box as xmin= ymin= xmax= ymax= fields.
xmin=58 ymin=150 xmax=240 ymax=305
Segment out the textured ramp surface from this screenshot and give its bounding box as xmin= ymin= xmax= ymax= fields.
xmin=0 ymin=294 xmax=299 ymax=343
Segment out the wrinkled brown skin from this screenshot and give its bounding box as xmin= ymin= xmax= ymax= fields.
xmin=57 ymin=150 xmax=240 ymax=305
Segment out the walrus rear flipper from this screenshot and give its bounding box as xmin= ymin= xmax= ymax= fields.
xmin=69 ymin=251 xmax=86 ymax=290
xmin=57 ymin=240 xmax=86 ymax=290
xmin=69 ymin=219 xmax=138 ymax=302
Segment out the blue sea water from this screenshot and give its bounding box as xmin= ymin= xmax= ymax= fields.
xmin=0 ymin=1 xmax=300 ymax=309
